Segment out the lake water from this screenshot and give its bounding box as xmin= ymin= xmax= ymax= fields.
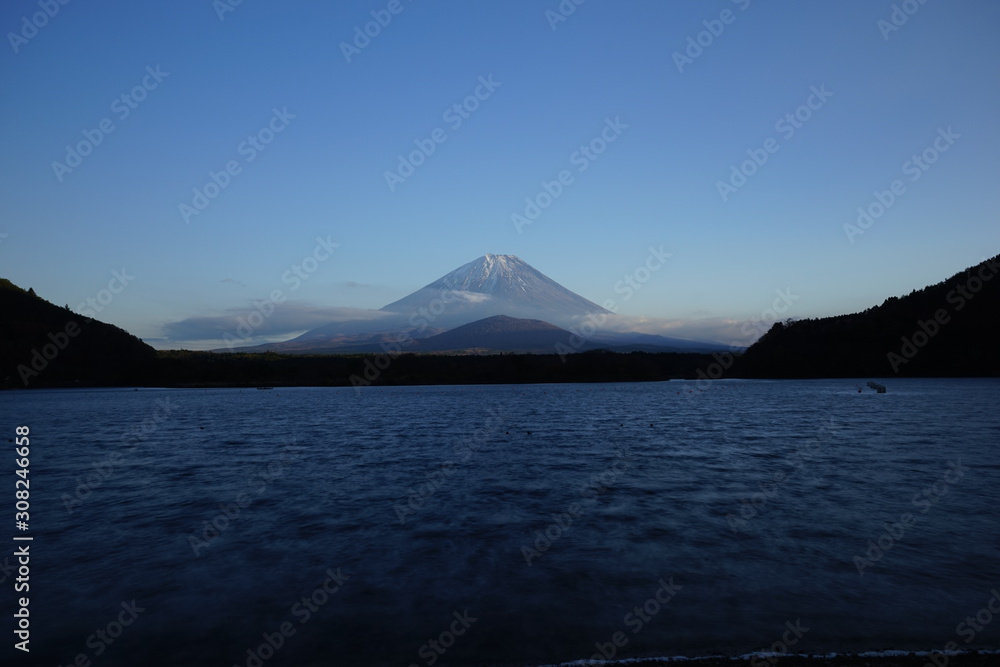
xmin=3 ymin=378 xmax=1000 ymax=666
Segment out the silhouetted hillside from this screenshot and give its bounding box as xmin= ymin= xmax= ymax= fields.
xmin=1 ymin=278 xmax=156 ymax=388
xmin=736 ymin=254 xmax=1000 ymax=378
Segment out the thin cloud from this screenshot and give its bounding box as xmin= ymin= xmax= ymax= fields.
xmin=567 ymin=313 xmax=769 ymax=347
xmin=161 ymin=302 xmax=397 ymax=344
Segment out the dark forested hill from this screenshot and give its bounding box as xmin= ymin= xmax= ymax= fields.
xmin=735 ymin=254 xmax=1000 ymax=378
xmin=1 ymin=278 xmax=156 ymax=388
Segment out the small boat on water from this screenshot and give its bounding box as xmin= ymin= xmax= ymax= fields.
xmin=256 ymin=386 xmax=274 ymax=390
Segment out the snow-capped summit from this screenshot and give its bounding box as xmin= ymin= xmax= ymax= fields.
xmin=432 ymin=254 xmax=533 ymax=296
xmin=380 ymin=254 xmax=610 ymax=323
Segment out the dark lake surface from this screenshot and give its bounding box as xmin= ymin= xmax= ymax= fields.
xmin=3 ymin=378 xmax=999 ymax=666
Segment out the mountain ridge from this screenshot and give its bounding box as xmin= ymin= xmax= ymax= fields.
xmin=414 ymin=314 xmax=589 ymax=353
xmin=228 ymin=254 xmax=732 ymax=354
xmin=380 ymin=253 xmax=611 ymax=323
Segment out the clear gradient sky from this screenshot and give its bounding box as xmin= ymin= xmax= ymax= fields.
xmin=2 ymin=1 xmax=998 ymax=349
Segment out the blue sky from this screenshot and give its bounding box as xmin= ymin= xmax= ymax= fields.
xmin=2 ymin=0 xmax=998 ymax=349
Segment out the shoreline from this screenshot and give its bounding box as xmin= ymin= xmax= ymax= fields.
xmin=6 ymin=375 xmax=1000 ymax=391
xmin=534 ymin=649 xmax=1000 ymax=667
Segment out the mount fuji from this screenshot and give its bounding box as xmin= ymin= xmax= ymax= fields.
xmin=276 ymin=254 xmax=607 ymax=350
xmin=380 ymin=254 xmax=610 ymax=326
xmin=229 ymin=254 xmax=730 ymax=354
